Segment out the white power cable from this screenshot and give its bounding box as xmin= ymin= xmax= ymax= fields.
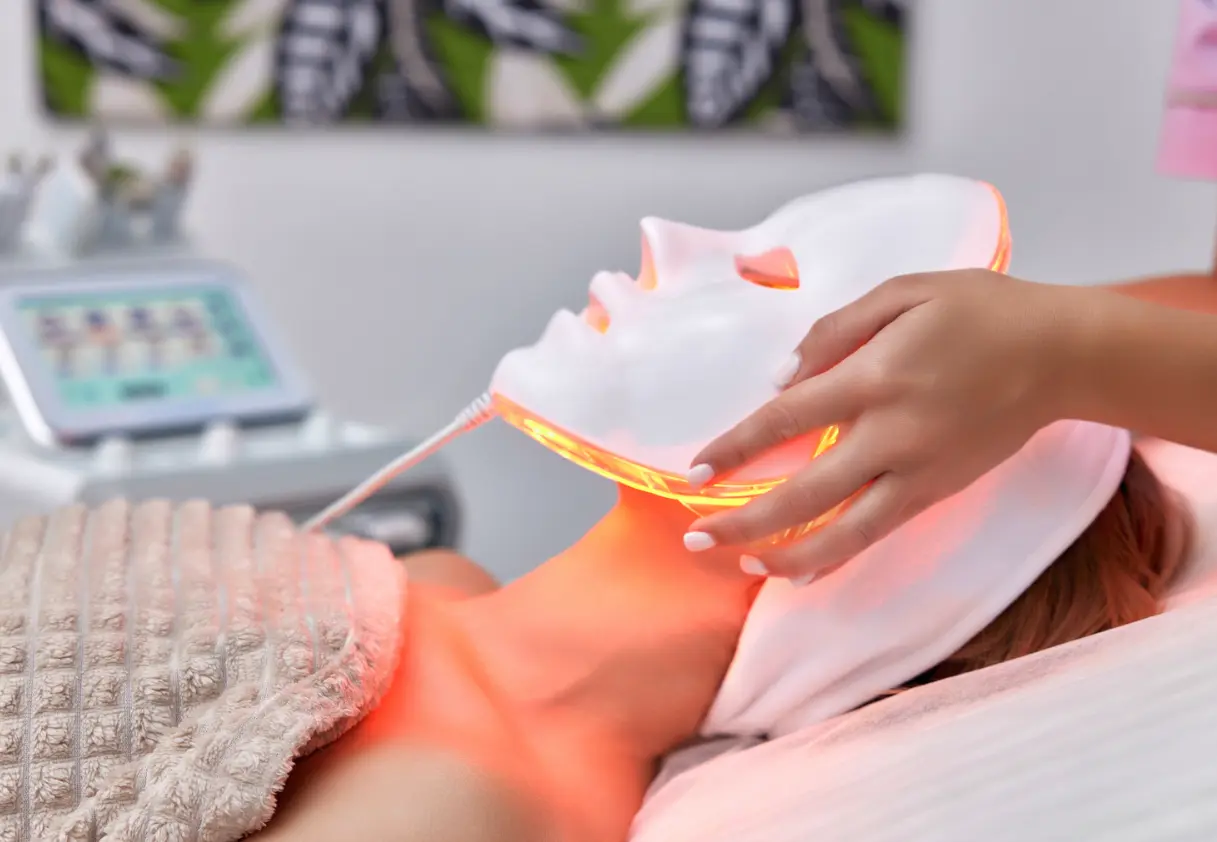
xmin=302 ymin=392 xmax=496 ymax=533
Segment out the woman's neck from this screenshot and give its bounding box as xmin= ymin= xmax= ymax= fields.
xmin=453 ymin=487 xmax=761 ymax=760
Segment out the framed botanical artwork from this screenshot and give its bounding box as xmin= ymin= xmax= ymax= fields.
xmin=37 ymin=0 xmax=907 ymax=131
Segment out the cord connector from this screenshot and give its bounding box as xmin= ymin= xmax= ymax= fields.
xmin=302 ymin=392 xmax=496 ymax=533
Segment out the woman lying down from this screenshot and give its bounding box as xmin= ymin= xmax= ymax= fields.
xmin=18 ymin=276 xmax=1209 ymax=842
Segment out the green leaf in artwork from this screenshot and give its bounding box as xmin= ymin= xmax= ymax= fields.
xmin=39 ymin=36 xmax=93 ymax=117
xmin=552 ymin=0 xmax=649 ymax=99
xmin=424 ymin=16 xmax=495 ymax=122
xmin=840 ymin=2 xmax=904 ymax=126
xmin=246 ymin=90 xmax=280 ymax=123
xmin=149 ymin=0 xmax=243 ymax=118
xmin=620 ymin=75 xmax=683 ymax=127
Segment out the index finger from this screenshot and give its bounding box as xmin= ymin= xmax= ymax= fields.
xmin=688 ymin=365 xmax=862 ymax=486
xmin=787 ymin=273 xmax=932 ymax=385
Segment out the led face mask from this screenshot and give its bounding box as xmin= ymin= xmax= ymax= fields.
xmin=305 ymin=174 xmax=1011 ymax=534
xmin=491 ymin=174 xmax=1009 ymax=506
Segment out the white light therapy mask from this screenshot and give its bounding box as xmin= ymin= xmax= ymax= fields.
xmin=305 ymin=174 xmax=1011 ymax=534
xmin=491 ymin=174 xmax=1009 ymax=506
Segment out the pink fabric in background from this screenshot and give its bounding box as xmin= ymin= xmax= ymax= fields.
xmin=1159 ymin=0 xmax=1217 ymax=180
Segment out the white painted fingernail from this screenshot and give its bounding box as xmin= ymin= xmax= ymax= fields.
xmin=774 ymin=353 xmax=801 ymax=389
xmin=740 ymin=555 xmax=769 ymax=576
xmin=684 ymin=531 xmax=717 ymax=552
xmin=789 ymin=572 xmax=818 ymax=587
xmin=687 ymin=463 xmax=714 ymax=489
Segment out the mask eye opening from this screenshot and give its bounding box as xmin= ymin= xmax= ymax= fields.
xmin=734 ymin=247 xmax=800 ymax=290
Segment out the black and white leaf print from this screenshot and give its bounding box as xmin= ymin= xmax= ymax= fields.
xmin=38 ymin=0 xmax=176 ymax=80
xmin=789 ymin=0 xmax=885 ymax=129
xmin=442 ymin=0 xmax=581 ymax=55
xmin=275 ymin=0 xmax=385 ymax=123
xmin=786 ymin=55 xmax=855 ymax=128
xmin=680 ymin=0 xmax=905 ymax=129
xmin=680 ymin=0 xmax=795 ymax=128
xmin=375 ymin=68 xmax=460 ymax=120
xmin=380 ymin=0 xmax=459 ymax=118
xmin=274 ymin=0 xmax=578 ymax=123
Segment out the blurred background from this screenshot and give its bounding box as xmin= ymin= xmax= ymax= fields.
xmin=1 ymin=0 xmax=1213 ymax=581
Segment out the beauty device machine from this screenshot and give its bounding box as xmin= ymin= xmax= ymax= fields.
xmin=306 ymin=173 xmax=1011 ymax=539
xmin=0 ymin=257 xmax=460 ymax=555
xmin=0 ymin=133 xmax=461 ymax=555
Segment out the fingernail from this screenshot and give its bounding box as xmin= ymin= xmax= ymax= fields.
xmin=687 ymin=463 xmax=714 ymax=490
xmin=683 ymin=531 xmax=717 ymax=552
xmin=789 ymin=572 xmax=818 ymax=587
xmin=739 ymin=555 xmax=769 ymax=576
xmin=774 ymin=353 xmax=801 ymax=389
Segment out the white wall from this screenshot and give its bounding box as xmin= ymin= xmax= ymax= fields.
xmin=1 ymin=0 xmax=1214 ymax=581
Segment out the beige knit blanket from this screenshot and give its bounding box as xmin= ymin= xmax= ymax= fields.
xmin=0 ymin=499 xmax=407 ymax=842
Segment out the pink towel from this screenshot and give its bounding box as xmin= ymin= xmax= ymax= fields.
xmin=1158 ymin=0 xmax=1217 ymax=180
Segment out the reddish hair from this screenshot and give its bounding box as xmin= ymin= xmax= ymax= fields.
xmin=928 ymin=449 xmax=1190 ymax=681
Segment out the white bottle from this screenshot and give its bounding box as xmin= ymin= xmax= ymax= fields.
xmin=24 ymin=156 xmax=102 ymax=257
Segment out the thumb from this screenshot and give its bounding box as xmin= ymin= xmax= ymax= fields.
xmin=786 ymin=274 xmax=933 ymax=385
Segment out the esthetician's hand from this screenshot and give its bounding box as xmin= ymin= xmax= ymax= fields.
xmin=682 ymin=269 xmax=1086 ymax=581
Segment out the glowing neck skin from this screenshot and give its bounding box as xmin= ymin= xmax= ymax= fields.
xmin=489 ymin=175 xmax=1011 ymax=539
xmin=454 ymin=485 xmax=761 ymax=760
